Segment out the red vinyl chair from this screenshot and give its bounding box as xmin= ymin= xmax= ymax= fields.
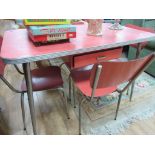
xmin=0 ymin=36 xmax=70 ymax=133
xmin=70 ymin=53 xmax=155 ymax=134
xmin=125 ymin=24 xmax=155 ymax=100
xmin=61 ymin=47 xmax=123 ymax=107
xmin=1 ymin=36 xmax=70 ymax=134
xmin=125 ymin=24 xmax=154 ymax=57
xmin=0 ymin=59 xmax=70 ymax=133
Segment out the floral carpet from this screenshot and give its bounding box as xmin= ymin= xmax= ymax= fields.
xmin=79 ymin=72 xmax=155 ymax=134
xmin=51 ymin=58 xmax=155 ymax=134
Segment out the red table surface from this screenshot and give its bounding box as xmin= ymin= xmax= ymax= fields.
xmin=1 ymin=23 xmax=155 ymax=64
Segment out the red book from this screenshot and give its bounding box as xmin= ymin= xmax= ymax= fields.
xmin=28 ymin=31 xmax=76 ymax=43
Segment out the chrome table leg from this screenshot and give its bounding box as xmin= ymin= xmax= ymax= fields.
xmin=69 ymin=76 xmax=72 ymax=101
xmin=23 ymin=63 xmax=37 ymax=135
xmin=130 ymin=43 xmax=141 ymax=101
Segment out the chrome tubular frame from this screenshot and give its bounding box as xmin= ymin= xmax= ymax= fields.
xmin=90 ymin=65 xmax=102 ymax=101
xmin=14 ymin=64 xmax=24 ymax=75
xmin=78 ymin=64 xmax=102 ymax=135
xmin=21 ymin=92 xmax=26 ymax=131
xmin=23 ymin=63 xmax=37 ymax=135
xmin=0 ymin=76 xmax=22 ymax=93
xmin=130 ymin=43 xmax=142 ymax=101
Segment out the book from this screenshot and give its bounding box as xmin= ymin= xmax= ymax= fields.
xmin=28 ymin=31 xmax=76 ymax=43
xmin=24 ymin=19 xmax=71 ymax=25
xmin=28 ymin=25 xmax=76 ymax=36
xmin=71 ymin=19 xmax=84 ymax=25
xmin=71 ymin=21 xmax=84 ymax=25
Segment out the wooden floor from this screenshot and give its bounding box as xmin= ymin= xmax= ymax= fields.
xmin=123 ymin=115 xmax=155 ymax=134
xmin=0 ymin=63 xmax=155 ymax=135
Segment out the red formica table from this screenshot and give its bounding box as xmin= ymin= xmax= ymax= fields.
xmin=1 ymin=23 xmax=155 ymax=134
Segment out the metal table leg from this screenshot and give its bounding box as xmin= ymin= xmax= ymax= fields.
xmin=130 ymin=43 xmax=142 ymax=101
xmin=136 ymin=43 xmax=142 ymax=58
xmin=23 ymin=63 xmax=37 ymax=135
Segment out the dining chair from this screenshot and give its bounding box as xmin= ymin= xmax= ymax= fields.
xmin=0 ymin=57 xmax=70 ymax=133
xmin=125 ymin=24 xmax=154 ymax=58
xmin=69 ymin=53 xmax=155 ymax=134
xmin=125 ymin=24 xmax=155 ymax=100
xmin=61 ymin=47 xmax=123 ymax=107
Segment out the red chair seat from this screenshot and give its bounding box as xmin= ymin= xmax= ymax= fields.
xmin=21 ymin=66 xmax=63 ymax=92
xmin=71 ymin=65 xmax=117 ymax=97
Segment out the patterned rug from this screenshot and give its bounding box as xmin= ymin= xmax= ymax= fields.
xmin=51 ymin=58 xmax=155 ymax=134
xmin=73 ymin=72 xmax=155 ymax=134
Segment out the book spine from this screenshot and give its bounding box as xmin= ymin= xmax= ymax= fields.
xmin=29 ymin=32 xmax=76 ymax=43
xmin=28 ymin=32 xmax=47 ymax=42
xmin=24 ymin=19 xmax=71 ymax=25
xmin=29 ymin=26 xmax=76 ymax=36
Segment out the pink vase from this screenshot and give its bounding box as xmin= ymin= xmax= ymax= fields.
xmin=87 ymin=19 xmax=103 ymax=36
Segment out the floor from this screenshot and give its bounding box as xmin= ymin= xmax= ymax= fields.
xmin=123 ymin=115 xmax=155 ymax=134
xmin=0 ymin=62 xmax=155 ymax=135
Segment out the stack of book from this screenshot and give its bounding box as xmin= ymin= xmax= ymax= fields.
xmin=24 ymin=19 xmax=76 ymax=45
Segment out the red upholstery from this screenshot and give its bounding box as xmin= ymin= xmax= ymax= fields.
xmin=71 ymin=65 xmax=116 ymax=97
xmin=125 ymin=24 xmax=154 ymax=49
xmin=21 ymin=66 xmax=63 ymax=92
xmin=71 ymin=65 xmax=93 ymax=82
xmin=0 ymin=37 xmax=6 ymax=76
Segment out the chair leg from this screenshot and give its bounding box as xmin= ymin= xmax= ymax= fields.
xmin=78 ymin=98 xmax=86 ymax=135
xmin=14 ymin=64 xmax=24 ymax=74
xmin=73 ymin=83 xmax=76 ymax=108
xmin=79 ymin=98 xmax=82 ymax=135
xmin=126 ymin=86 xmax=130 ymax=95
xmin=21 ymin=93 xmax=26 ymax=131
xmin=62 ymin=90 xmax=70 ymax=119
xmin=69 ymin=76 xmax=72 ymax=101
xmin=130 ymin=81 xmax=135 ymax=102
xmin=114 ymin=92 xmax=123 ymax=120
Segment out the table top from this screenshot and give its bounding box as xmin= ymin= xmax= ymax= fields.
xmin=1 ymin=23 xmax=155 ymax=64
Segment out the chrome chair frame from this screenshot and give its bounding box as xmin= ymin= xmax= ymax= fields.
xmin=60 ymin=44 xmax=142 ymax=109
xmin=60 ymin=62 xmax=75 ymax=107
xmin=14 ymin=64 xmax=24 ymax=75
xmin=0 ymin=70 xmax=70 ymax=134
xmin=71 ymin=54 xmax=155 ymax=134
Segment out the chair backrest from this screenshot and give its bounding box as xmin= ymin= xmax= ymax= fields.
xmin=126 ymin=24 xmax=154 ymax=33
xmin=125 ymin=24 xmax=155 ymax=49
xmin=0 ymin=36 xmax=6 ymax=76
xmin=90 ymin=54 xmax=155 ymax=89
